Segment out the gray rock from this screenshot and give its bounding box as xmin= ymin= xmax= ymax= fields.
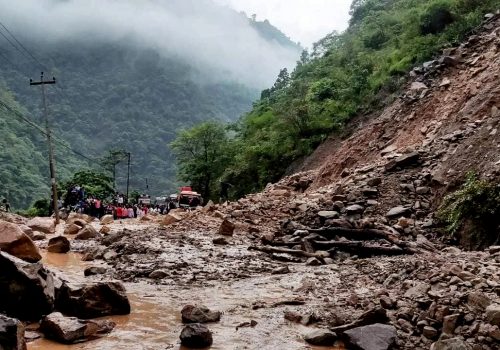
xmin=0 ymin=251 xmax=55 ymax=321
xmin=346 ymin=204 xmax=364 ymax=214
xmin=432 ymin=338 xmax=472 ymax=350
xmin=148 ymin=270 xmax=168 ymax=279
xmin=423 ymin=326 xmax=439 ymax=339
xmin=306 ymin=257 xmax=322 ymax=266
xmin=343 ymin=323 xmax=396 ymax=350
xmin=74 ymin=226 xmax=99 ymax=240
xmin=0 ymin=314 xmax=26 ymax=350
xmin=40 ymin=312 xmax=115 ymax=344
xmin=304 ymin=329 xmax=337 ymax=346
xmin=318 ymin=211 xmax=339 ymax=219
xmin=385 ymin=152 xmax=420 ymax=172
xmin=386 ymin=206 xmax=411 ymax=218
xmin=56 ymin=281 xmax=130 ymax=319
xmin=83 ymin=266 xmax=107 ymax=277
xmin=218 ymin=219 xmax=235 ymax=236
xmin=47 ymin=236 xmax=70 ymax=254
xmin=181 ymin=305 xmax=221 ymax=324
xmin=180 ymin=323 xmax=213 ymax=348
xmin=486 ymin=304 xmax=500 ymax=326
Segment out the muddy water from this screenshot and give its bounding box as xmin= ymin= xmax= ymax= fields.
xmin=29 ymin=252 xmax=345 ymax=350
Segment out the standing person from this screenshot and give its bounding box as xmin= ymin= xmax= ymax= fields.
xmin=219 ymin=181 xmax=232 ymax=203
xmin=1 ymin=199 xmax=10 ymax=212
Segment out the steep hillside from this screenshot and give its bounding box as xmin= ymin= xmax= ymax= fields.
xmin=207 ymin=0 xmax=499 ymax=199
xmin=0 ymin=0 xmax=301 ymax=208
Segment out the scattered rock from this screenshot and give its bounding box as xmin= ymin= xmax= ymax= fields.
xmin=64 ymin=223 xmax=81 ymax=235
xmin=306 ymin=257 xmax=322 ymax=266
xmin=47 ymin=236 xmax=70 ymax=254
xmin=100 ymin=215 xmax=114 ymax=225
xmin=0 ymin=220 xmax=41 ymax=262
xmin=56 ymin=281 xmax=130 ymax=319
xmin=26 ymin=217 xmax=55 ymax=234
xmin=318 ymin=211 xmax=339 ymax=219
xmin=218 ymin=219 xmax=235 ymax=236
xmin=161 ymin=213 xmax=182 ymax=226
xmin=272 ymin=266 xmax=290 ymax=274
xmin=212 ymin=237 xmax=229 ymax=245
xmin=346 ymin=204 xmax=364 ymax=214
xmin=304 ymin=329 xmax=337 ymax=346
xmin=99 ymin=225 xmax=111 ymax=235
xmin=149 ymin=270 xmax=168 ymax=279
xmin=432 ymin=338 xmax=472 ymax=350
xmin=83 ymin=266 xmax=107 ymax=277
xmin=179 ymin=323 xmax=213 ymax=348
xmin=485 ymin=304 xmax=500 ymax=326
xmin=343 ymin=323 xmax=396 ymax=350
xmin=386 ymin=206 xmax=411 ymax=218
xmin=74 ymin=226 xmax=99 ymax=240
xmin=423 ymin=325 xmax=439 ymax=339
xmin=181 ymin=305 xmax=221 ymax=324
xmin=40 ymin=312 xmax=115 ymax=344
xmin=385 ymin=152 xmax=420 ymax=172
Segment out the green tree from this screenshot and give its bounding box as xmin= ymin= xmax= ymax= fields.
xmin=61 ymin=170 xmax=114 ymax=200
xmin=100 ymin=149 xmax=129 ymax=191
xmin=170 ymin=121 xmax=231 ymax=200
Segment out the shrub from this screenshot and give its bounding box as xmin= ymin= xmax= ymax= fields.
xmin=438 ymin=172 xmax=500 ymax=249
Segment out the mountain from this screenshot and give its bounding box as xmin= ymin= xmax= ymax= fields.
xmin=0 ymin=0 xmax=301 ymax=209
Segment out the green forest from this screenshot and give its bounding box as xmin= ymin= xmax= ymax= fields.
xmin=171 ymin=0 xmax=499 ymax=200
xmin=0 ymin=12 xmax=300 ymax=209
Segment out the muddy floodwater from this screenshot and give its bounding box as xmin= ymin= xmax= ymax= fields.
xmin=28 ymin=252 xmax=346 ymax=350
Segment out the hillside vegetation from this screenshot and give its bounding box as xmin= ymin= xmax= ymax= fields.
xmin=173 ymin=0 xmax=499 ymax=200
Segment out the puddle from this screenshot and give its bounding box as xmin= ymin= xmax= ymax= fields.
xmin=30 ymin=252 xmax=346 ymax=350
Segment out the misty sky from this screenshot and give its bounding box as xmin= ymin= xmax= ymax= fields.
xmin=214 ymin=0 xmax=352 ymax=47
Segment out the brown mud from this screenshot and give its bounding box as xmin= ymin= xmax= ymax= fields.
xmin=28 ymin=249 xmax=346 ymax=350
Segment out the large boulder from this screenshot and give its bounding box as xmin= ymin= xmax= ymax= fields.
xmin=67 ymin=213 xmax=93 ymax=225
xmin=40 ymin=312 xmax=115 ymax=344
xmin=181 ymin=305 xmax=221 ymax=324
xmin=100 ymin=215 xmax=114 ymax=225
xmin=0 ymin=251 xmax=55 ymax=321
xmin=26 ymin=217 xmax=55 ymax=234
xmin=0 ymin=220 xmax=41 ymax=262
xmin=180 ymin=323 xmax=213 ymax=348
xmin=74 ymin=226 xmax=99 ymax=240
xmin=56 ymin=281 xmax=130 ymax=319
xmin=343 ymin=323 xmax=396 ymax=350
xmin=0 ymin=314 xmax=26 ymax=350
xmin=47 ymin=236 xmax=71 ymax=254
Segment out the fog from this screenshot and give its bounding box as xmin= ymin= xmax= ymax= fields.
xmin=0 ymin=0 xmax=301 ymax=88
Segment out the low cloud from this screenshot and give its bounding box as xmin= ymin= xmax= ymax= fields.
xmin=0 ymin=0 xmax=300 ymax=87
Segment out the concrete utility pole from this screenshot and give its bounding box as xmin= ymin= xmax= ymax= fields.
xmin=126 ymin=152 xmax=131 ymax=203
xmin=30 ymin=72 xmax=59 ymax=224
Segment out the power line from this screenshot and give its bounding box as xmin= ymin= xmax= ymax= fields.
xmin=0 ymin=98 xmax=96 ymax=162
xmin=0 ymin=20 xmax=49 ymax=71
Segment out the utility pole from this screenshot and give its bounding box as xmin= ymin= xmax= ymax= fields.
xmin=126 ymin=152 xmax=131 ymax=203
xmin=30 ymin=72 xmax=59 ymax=224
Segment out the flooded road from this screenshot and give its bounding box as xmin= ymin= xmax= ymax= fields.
xmin=29 ymin=252 xmax=346 ymax=350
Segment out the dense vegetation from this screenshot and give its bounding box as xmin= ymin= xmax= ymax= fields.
xmin=438 ymin=173 xmax=500 ymax=249
xmin=0 ymin=12 xmax=299 ymax=209
xmin=172 ymin=0 xmax=499 ymax=200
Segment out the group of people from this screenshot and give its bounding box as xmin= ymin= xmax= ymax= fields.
xmin=61 ymin=185 xmax=180 ymax=220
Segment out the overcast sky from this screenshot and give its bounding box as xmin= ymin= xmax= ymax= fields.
xmin=214 ymin=0 xmax=352 ymax=47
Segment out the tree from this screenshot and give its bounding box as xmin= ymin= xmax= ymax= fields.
xmin=61 ymin=170 xmax=114 ymax=200
xmin=100 ymin=149 xmax=129 ymax=191
xmin=170 ymin=121 xmax=231 ymax=200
